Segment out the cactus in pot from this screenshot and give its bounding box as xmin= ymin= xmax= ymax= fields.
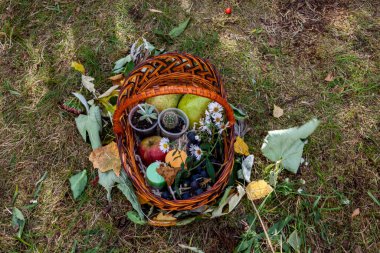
xmin=162 ymin=111 xmax=179 ymax=130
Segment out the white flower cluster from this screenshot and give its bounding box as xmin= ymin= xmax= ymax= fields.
xmin=197 ymin=102 xmax=230 ymax=135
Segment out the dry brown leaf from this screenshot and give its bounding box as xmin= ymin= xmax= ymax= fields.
xmin=351 ymin=208 xmax=360 ymax=218
xmin=153 ymin=212 xmax=177 ymax=221
xmin=332 ymin=85 xmax=344 ymax=93
xmin=246 ymin=180 xmax=273 ymax=200
xmin=273 ymin=104 xmax=284 ymax=118
xmin=234 ymin=136 xmax=250 ymax=156
xmin=108 ymin=74 xmax=126 ymax=86
xmin=89 ymin=142 xmax=121 ymax=177
xmin=156 ymin=165 xmax=180 ymax=186
xmin=324 ymin=72 xmax=334 ymax=82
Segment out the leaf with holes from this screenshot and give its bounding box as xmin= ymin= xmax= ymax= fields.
xmin=69 ymin=170 xmax=87 ymax=199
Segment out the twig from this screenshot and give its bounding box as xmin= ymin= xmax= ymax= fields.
xmin=250 ymin=199 xmax=275 ymax=253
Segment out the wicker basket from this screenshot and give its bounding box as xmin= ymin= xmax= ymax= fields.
xmin=113 ymin=52 xmax=236 ymax=212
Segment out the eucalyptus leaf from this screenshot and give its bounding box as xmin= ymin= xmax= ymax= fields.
xmin=117 ymin=177 xmax=145 ymax=220
xmin=69 ymin=170 xmax=87 ymax=199
xmin=127 ymin=211 xmax=146 ymax=225
xmin=72 ymin=92 xmax=89 ymax=114
xmin=169 ymin=18 xmax=191 ymax=38
xmin=261 ymin=118 xmax=320 ymax=173
xmin=287 ymin=230 xmax=301 ymax=252
xmin=75 ymin=105 xmax=102 ymax=150
xmin=241 ymin=155 xmax=254 ymax=183
xmin=12 ymin=207 xmax=25 ymax=238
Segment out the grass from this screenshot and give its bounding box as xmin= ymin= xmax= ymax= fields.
xmin=1 ymin=0 xmax=379 ymax=252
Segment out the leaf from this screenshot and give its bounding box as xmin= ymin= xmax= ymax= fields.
xmin=72 ymin=92 xmax=89 ymax=114
xmin=154 ymin=29 xmax=174 ymax=44
xmin=112 ymin=55 xmax=132 ymax=73
xmin=351 ymin=208 xmax=360 ymax=218
xmin=169 ymin=17 xmax=191 ymax=38
xmin=246 ymin=180 xmax=273 ymax=201
xmin=230 ymin=103 xmax=248 ymax=120
xmin=98 ymin=170 xmax=121 ymax=201
xmin=176 ymin=217 xmax=197 ymax=226
xmin=127 ymin=211 xmax=146 ymax=225
xmin=12 ymin=207 xmax=25 ymax=238
xmin=156 ymin=165 xmax=180 ymax=186
xmin=98 ymin=85 xmax=119 ymax=99
xmin=81 ymin=75 xmax=96 ymax=94
xmin=211 ymin=185 xmax=245 ymax=218
xmin=324 ymin=72 xmax=334 ymax=82
xmin=368 ymin=191 xmax=380 ymax=207
xmin=178 ymin=244 xmax=205 ymax=253
xmin=71 ymin=61 xmax=85 ymax=74
xmin=273 ymin=104 xmax=284 ymax=118
xmin=75 ymin=105 xmax=102 ymax=150
xmin=69 ymin=170 xmax=87 ymax=199
xmin=154 ymin=212 xmax=177 ymax=221
xmin=89 ymin=142 xmax=121 ymax=177
xmin=234 ymin=136 xmax=250 ymax=156
xmin=206 ymin=159 xmax=216 ymax=182
xmin=117 ymin=172 xmax=145 ymax=220
xmin=261 ymin=118 xmax=320 ymax=173
xmin=123 ymin=61 xmax=135 ymax=76
xmin=241 ymin=155 xmax=254 ymax=183
xmin=287 ymin=230 xmax=301 ymax=252
xmin=148 ymin=8 xmax=163 ymax=13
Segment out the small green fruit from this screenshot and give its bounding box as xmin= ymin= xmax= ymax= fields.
xmin=178 ymin=95 xmax=211 ymax=128
xmin=146 ymin=94 xmax=182 ymax=112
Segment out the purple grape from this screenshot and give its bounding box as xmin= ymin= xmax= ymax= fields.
xmin=194 ymin=188 xmax=204 ymax=195
xmin=161 ymin=191 xmax=170 ymax=199
xmin=190 ymin=180 xmax=199 ymax=190
xmin=182 ymin=192 xmax=191 ymax=199
xmin=200 ymin=170 xmax=208 ymax=178
xmin=191 ymin=174 xmax=201 ymax=181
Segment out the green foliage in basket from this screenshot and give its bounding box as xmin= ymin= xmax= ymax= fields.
xmin=137 ymin=103 xmax=158 ymax=124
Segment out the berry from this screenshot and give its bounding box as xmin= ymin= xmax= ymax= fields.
xmin=191 ymin=174 xmax=201 ymax=181
xmin=200 ymin=170 xmax=208 ymax=178
xmin=190 ymin=180 xmax=200 ymax=190
xmin=182 ymin=192 xmax=191 ymax=199
xmin=225 ymin=7 xmax=232 ymax=15
xmin=194 ymin=188 xmax=204 ymax=195
xmin=161 ymin=191 xmax=171 ymax=199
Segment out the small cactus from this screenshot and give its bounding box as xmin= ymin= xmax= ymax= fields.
xmin=162 ymin=111 xmax=179 ymax=130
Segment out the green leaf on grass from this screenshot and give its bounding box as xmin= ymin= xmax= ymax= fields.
xmin=69 ymin=170 xmax=87 ymax=199
xmin=117 ymin=174 xmax=145 ymax=220
xmin=112 ymin=55 xmax=132 ymax=74
xmin=261 ymin=118 xmax=320 ymax=173
xmin=12 ymin=207 xmax=25 ymax=238
xmin=368 ymin=191 xmax=380 ymax=207
xmin=287 ymin=230 xmax=301 ymax=252
xmin=98 ymin=170 xmax=122 ymax=201
xmin=75 ymin=105 xmax=102 ymax=150
xmin=230 ymin=103 xmax=248 ymax=120
xmin=169 ymin=17 xmax=191 ymax=38
xmin=127 ymin=211 xmax=146 ymax=225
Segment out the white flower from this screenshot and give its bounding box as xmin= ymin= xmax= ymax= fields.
xmin=205 ymin=110 xmax=211 ymax=123
xmin=199 ymin=118 xmax=211 ymax=134
xmin=218 ymin=122 xmax=230 ymax=134
xmin=211 ymin=112 xmax=223 ymax=125
xmin=190 ymin=144 xmax=203 ymax=161
xmin=159 ymin=137 xmax=170 ymax=153
xmin=195 ymin=135 xmax=201 ymax=141
xmin=208 ymin=102 xmax=223 ymax=114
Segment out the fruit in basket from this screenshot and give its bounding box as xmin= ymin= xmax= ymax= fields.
xmin=165 ymin=150 xmax=187 ymax=168
xmin=138 ymin=136 xmax=166 ymax=165
xmin=182 ymin=192 xmax=191 ymax=199
xmin=146 ymin=94 xmax=182 ymax=112
xmin=194 ymin=188 xmax=204 ymax=195
xmin=178 ymin=94 xmax=211 ymax=128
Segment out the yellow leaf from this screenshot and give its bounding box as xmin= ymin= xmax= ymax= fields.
xmin=71 ymin=61 xmax=85 ymax=74
xmin=234 ymin=136 xmax=249 ymax=156
xmin=89 ymin=142 xmax=121 ymax=177
xmin=153 ymin=212 xmax=177 ymax=221
xmin=246 ymin=180 xmax=273 ymax=200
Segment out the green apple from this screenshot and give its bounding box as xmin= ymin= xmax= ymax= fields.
xmin=146 ymin=94 xmax=182 ymax=112
xmin=178 ymin=94 xmax=211 ymax=128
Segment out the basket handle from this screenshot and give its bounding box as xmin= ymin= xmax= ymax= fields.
xmin=113 ymin=86 xmax=235 ymax=135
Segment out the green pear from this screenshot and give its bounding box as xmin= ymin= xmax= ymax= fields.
xmin=178 ymin=95 xmax=211 ymax=128
xmin=146 ymin=94 xmax=182 ymax=112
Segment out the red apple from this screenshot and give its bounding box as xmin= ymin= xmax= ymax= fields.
xmin=138 ymin=136 xmax=166 ymax=165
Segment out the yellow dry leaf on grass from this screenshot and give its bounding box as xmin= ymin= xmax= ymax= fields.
xmin=246 ymin=180 xmax=273 ymax=200
xmin=71 ymin=61 xmax=85 ymax=74
xmin=154 ymin=212 xmax=177 ymax=221
xmin=89 ymin=142 xmax=121 ymax=176
xmin=234 ymin=136 xmax=250 ymax=156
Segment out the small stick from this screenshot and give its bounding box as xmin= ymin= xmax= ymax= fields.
xmin=250 ymin=199 xmax=275 ymax=253
xmin=168 ymin=185 xmax=177 ymax=200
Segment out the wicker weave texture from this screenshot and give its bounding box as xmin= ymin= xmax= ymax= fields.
xmin=113 ymin=52 xmax=236 ymax=211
